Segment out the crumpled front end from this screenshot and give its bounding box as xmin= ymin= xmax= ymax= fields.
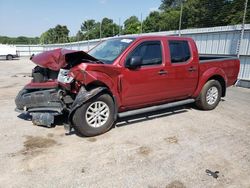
xmin=14 ymin=48 xmax=113 ymax=128
xmin=15 ymin=88 xmax=64 ymax=114
xmin=15 ymin=63 xmax=75 ymax=127
xmin=15 ymin=88 xmax=69 ymax=127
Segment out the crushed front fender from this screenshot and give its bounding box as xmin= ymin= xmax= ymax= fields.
xmin=68 ymin=86 xmax=107 ymax=128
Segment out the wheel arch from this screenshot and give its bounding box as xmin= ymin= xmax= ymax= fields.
xmin=85 ymin=80 xmax=117 ymax=103
xmin=86 ymin=81 xmax=111 ymax=93
xmin=68 ymin=85 xmax=118 ymax=129
xmin=6 ymin=54 xmax=13 ymax=60
xmin=192 ymin=67 xmax=227 ymax=98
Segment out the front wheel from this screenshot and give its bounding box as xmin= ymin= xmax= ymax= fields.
xmin=73 ymin=94 xmax=116 ymax=136
xmin=195 ymin=80 xmax=222 ymax=110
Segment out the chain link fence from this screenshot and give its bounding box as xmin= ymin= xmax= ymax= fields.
xmin=16 ymin=24 xmax=250 ymax=87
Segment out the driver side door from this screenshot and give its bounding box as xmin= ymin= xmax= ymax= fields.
xmin=120 ymin=40 xmax=169 ymax=108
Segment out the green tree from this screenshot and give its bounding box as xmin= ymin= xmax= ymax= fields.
xmin=75 ymin=30 xmax=84 ymax=41
xmin=101 ymin=17 xmax=119 ymax=38
xmin=143 ymin=11 xmax=162 ymax=32
xmin=160 ymin=10 xmax=180 ymax=30
xmin=54 ymin=25 xmax=69 ymax=43
xmin=221 ymin=0 xmax=250 ymax=25
xmin=0 ymin=36 xmax=14 ymax=44
xmin=0 ymin=36 xmax=40 ymax=44
xmin=40 ymin=28 xmax=54 ymax=44
xmin=193 ymin=0 xmax=226 ymax=27
xmin=79 ymin=19 xmax=100 ymax=40
xmin=40 ymin=25 xmax=69 ymax=44
xmin=159 ymin=0 xmax=182 ymax=10
xmin=158 ymin=0 xmax=186 ymax=31
xmin=158 ymin=0 xmax=248 ymax=29
xmin=123 ymin=16 xmax=141 ymax=34
xmin=15 ymin=36 xmax=30 ymax=44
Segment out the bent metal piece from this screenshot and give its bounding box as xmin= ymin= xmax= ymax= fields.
xmin=31 ymin=112 xmax=55 ymax=127
xmin=67 ymin=86 xmax=108 ymax=130
xmin=15 ymin=88 xmax=64 ymax=127
xmin=15 ymin=88 xmax=64 ymax=113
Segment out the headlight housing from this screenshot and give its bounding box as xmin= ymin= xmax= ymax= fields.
xmin=57 ymin=69 xmax=74 ymax=84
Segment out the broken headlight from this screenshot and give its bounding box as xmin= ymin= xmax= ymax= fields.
xmin=57 ymin=69 xmax=74 ymax=84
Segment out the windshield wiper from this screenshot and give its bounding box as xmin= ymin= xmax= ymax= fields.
xmin=95 ymin=60 xmax=104 ymax=64
xmin=81 ymin=59 xmax=104 ymax=64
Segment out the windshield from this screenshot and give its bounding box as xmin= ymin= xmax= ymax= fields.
xmin=88 ymin=38 xmax=135 ymax=64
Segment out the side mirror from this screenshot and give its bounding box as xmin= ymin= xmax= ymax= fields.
xmin=126 ymin=56 xmax=142 ymax=69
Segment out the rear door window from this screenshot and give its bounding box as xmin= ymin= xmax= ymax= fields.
xmin=169 ymin=40 xmax=191 ymax=63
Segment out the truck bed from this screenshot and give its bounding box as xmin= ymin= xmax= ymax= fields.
xmin=199 ymin=54 xmax=238 ymax=62
xmin=198 ymin=54 xmax=240 ymax=87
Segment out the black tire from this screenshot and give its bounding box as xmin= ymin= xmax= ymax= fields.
xmin=195 ymin=80 xmax=222 ymax=110
xmin=73 ymin=94 xmax=116 ymax=137
xmin=6 ymin=55 xmax=13 ymax=60
xmin=15 ymin=89 xmax=28 ymax=110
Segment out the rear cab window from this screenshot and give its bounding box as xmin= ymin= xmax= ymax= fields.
xmin=168 ymin=40 xmax=191 ymax=63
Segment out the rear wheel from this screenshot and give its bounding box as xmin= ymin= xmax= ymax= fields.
xmin=195 ymin=80 xmax=222 ymax=110
xmin=6 ymin=55 xmax=13 ymax=60
xmin=73 ymin=94 xmax=116 ymax=136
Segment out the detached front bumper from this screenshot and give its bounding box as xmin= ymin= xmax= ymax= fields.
xmin=15 ymin=88 xmax=65 ymax=126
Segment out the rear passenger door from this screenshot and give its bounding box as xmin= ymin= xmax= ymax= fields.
xmin=165 ymin=40 xmax=199 ymax=99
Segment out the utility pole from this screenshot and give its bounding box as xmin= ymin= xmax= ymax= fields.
xmin=100 ymin=21 xmax=102 ymax=40
xmin=178 ymin=2 xmax=183 ymax=36
xmin=77 ymin=32 xmax=80 ymax=50
xmin=140 ymin=13 xmax=143 ymax=34
xmin=119 ymin=18 xmax=121 ymax=36
xmin=87 ymin=23 xmax=90 ymax=51
xmin=237 ymin=0 xmax=248 ymax=80
xmin=237 ymin=0 xmax=248 ymax=58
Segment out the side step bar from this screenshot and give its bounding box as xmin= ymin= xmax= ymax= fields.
xmin=118 ymin=99 xmax=195 ymax=118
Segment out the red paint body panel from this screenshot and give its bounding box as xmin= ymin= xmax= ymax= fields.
xmin=26 ymin=36 xmax=240 ymax=112
xmin=68 ymin=63 xmax=122 ymax=106
xmin=30 ymin=48 xmax=98 ymax=71
xmin=192 ymin=58 xmax=240 ymax=97
xmin=25 ymin=81 xmax=58 ymax=89
xmin=30 ymin=48 xmax=75 ymax=71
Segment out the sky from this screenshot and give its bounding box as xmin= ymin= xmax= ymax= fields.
xmin=0 ymin=0 xmax=161 ymax=37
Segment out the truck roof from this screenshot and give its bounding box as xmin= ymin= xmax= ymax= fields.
xmin=114 ymin=35 xmax=192 ymax=41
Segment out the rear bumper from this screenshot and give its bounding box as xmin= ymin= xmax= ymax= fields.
xmin=15 ymin=88 xmax=64 ymax=114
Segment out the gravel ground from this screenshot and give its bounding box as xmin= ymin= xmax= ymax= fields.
xmin=0 ymin=57 xmax=249 ymax=188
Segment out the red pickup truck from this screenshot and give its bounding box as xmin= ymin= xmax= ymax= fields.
xmin=15 ymin=36 xmax=240 ymax=136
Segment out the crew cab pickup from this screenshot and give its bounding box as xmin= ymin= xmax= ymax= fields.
xmin=15 ymin=36 xmax=240 ymax=136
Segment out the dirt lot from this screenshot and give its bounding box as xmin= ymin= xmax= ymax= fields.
xmin=0 ymin=57 xmax=249 ymax=188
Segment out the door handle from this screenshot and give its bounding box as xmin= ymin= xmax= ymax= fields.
xmin=158 ymin=70 xmax=167 ymax=75
xmin=188 ymin=66 xmax=197 ymax=72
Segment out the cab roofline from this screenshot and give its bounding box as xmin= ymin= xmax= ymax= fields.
xmin=109 ymin=35 xmax=192 ymax=41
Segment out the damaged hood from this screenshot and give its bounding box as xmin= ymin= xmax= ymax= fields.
xmin=30 ymin=48 xmax=99 ymax=71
